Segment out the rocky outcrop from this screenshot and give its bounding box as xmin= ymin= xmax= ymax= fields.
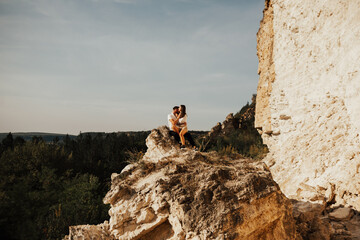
xmin=208 ymin=96 xmax=257 ymax=140
xmin=221 ymin=113 xmax=240 ymax=135
xmin=208 ymin=114 xmax=239 ymax=139
xmin=293 ymin=200 xmax=360 ymax=240
xmin=65 ymin=126 xmax=298 ymax=239
xmin=256 ymin=0 xmax=360 ymax=211
xmin=255 ymin=0 xmax=274 ymax=136
xmin=208 ymin=122 xmax=222 ymax=139
xmin=291 ymin=200 xmax=331 ymax=240
xmin=64 ymin=222 xmax=114 ymax=240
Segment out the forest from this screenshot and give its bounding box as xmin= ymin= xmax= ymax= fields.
xmin=0 ymin=131 xmax=149 ymax=240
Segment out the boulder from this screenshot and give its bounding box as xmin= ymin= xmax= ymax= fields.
xmin=329 ymin=208 xmax=354 ymax=221
xmin=291 ymin=200 xmax=331 ymax=240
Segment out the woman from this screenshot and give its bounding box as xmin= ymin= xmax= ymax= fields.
xmin=172 ymin=105 xmax=188 ymax=149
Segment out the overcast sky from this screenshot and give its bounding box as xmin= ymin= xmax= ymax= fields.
xmin=0 ymin=0 xmax=264 ymax=134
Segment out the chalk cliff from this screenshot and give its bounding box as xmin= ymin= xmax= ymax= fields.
xmin=256 ymin=0 xmax=360 ymax=210
xmin=65 ymin=126 xmax=298 ymax=239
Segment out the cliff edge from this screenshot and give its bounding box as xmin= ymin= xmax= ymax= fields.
xmin=256 ymin=0 xmax=360 ymax=210
xmin=65 ymin=126 xmax=297 ymax=239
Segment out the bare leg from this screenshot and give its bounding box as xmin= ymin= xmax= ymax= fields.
xmin=179 ymin=127 xmax=188 ymax=146
xmin=172 ymin=125 xmax=180 ymax=134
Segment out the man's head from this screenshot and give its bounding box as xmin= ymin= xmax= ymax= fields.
xmin=173 ymin=106 xmax=180 ymax=114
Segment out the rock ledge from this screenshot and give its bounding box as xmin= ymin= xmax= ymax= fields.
xmin=65 ymin=126 xmax=297 ymax=240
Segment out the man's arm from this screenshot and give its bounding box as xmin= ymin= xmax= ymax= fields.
xmin=169 ymin=118 xmax=178 ymax=125
xmin=168 ymin=114 xmax=178 ymax=126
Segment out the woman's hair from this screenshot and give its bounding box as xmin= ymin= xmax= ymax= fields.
xmin=179 ymin=105 xmax=186 ymax=118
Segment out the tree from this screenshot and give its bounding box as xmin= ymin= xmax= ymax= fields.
xmin=2 ymin=132 xmax=14 ymax=150
xmin=14 ymin=136 xmax=25 ymax=147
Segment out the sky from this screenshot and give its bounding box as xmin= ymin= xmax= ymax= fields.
xmin=0 ymin=0 xmax=265 ymax=134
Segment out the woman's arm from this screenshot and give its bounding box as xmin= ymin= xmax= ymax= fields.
xmin=178 ymin=115 xmax=187 ymax=125
xmin=169 ymin=118 xmax=178 ymax=126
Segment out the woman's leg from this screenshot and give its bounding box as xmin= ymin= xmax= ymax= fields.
xmin=179 ymin=127 xmax=188 ymax=146
xmin=172 ymin=125 xmax=180 ymax=134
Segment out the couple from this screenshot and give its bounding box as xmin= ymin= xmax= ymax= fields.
xmin=168 ymin=105 xmax=197 ymax=150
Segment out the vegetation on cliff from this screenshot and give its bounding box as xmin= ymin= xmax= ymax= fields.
xmin=200 ymin=95 xmax=268 ymax=159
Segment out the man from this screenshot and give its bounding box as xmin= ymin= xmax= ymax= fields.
xmin=168 ymin=106 xmax=181 ymax=142
xmin=168 ymin=106 xmax=197 ymax=149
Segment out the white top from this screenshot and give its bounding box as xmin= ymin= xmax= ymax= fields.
xmin=168 ymin=113 xmax=188 ymax=130
xmin=178 ymin=114 xmax=187 ymax=128
xmin=168 ymin=113 xmax=177 ymax=129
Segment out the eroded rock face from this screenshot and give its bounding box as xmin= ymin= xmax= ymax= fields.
xmin=207 ymin=114 xmax=239 ymax=139
xmin=256 ymin=0 xmax=360 ymax=210
xmin=291 ymin=200 xmax=360 ymax=240
xmin=205 ymin=97 xmax=257 ymax=147
xmin=65 ymin=126 xmax=298 ymax=240
xmin=142 ymin=126 xmax=181 ymax=163
xmin=64 ymin=222 xmax=114 ymax=240
xmin=221 ymin=113 xmax=239 ymax=135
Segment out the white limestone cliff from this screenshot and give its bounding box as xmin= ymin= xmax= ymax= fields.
xmin=256 ymin=0 xmax=360 ymax=210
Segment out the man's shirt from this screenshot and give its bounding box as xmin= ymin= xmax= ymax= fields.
xmin=168 ymin=113 xmax=177 ymax=130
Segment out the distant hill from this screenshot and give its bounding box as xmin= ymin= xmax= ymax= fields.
xmin=0 ymin=130 xmax=208 ymax=143
xmin=0 ymin=132 xmax=77 ymax=142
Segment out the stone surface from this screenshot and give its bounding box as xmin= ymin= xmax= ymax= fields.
xmin=65 ymin=126 xmax=298 ymax=240
xmin=291 ymin=200 xmax=360 ymax=240
xmin=142 ymin=126 xmax=181 ymax=163
xmin=208 ymin=122 xmax=222 ymax=139
xmin=207 ymin=114 xmax=239 ymax=140
xmin=237 ymin=98 xmax=256 ymax=129
xmin=64 ymin=222 xmax=114 ymax=240
xmin=328 ymin=210 xmax=360 ymax=240
xmin=291 ymin=200 xmax=331 ymax=240
xmin=329 ymin=208 xmax=354 ymax=221
xmin=255 ymin=0 xmax=360 ymax=210
xmin=221 ymin=113 xmax=239 ymax=135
